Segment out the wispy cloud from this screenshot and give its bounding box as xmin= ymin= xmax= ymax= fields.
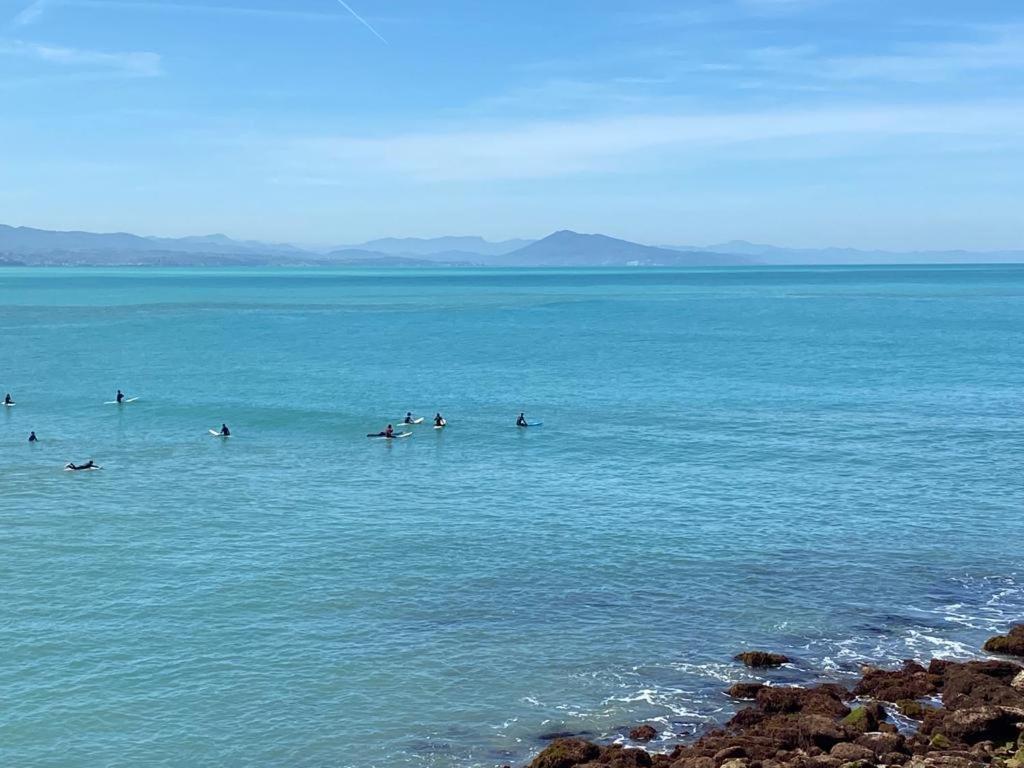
xmin=0 ymin=39 xmax=161 ymax=76
xmin=12 ymin=0 xmax=49 ymax=25
xmin=280 ymin=102 xmax=1024 ymax=183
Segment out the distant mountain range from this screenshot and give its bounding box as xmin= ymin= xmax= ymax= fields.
xmin=1 ymin=223 xmax=1021 ymax=267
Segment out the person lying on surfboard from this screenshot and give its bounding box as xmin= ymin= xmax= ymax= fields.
xmin=516 ymin=413 xmax=528 ymax=427
xmin=220 ymin=424 xmax=231 ymax=436
xmin=66 ymin=460 xmax=99 ymax=471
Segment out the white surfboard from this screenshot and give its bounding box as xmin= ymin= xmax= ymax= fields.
xmin=3 ymin=402 xmax=14 ymax=407
xmin=106 ymin=397 xmax=139 ymax=405
xmin=209 ymin=429 xmax=230 ymax=438
xmin=402 ymin=417 xmax=425 ymax=425
xmin=369 ymin=432 xmax=412 ymax=440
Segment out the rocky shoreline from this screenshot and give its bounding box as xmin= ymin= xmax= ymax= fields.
xmin=523 ymin=626 xmax=1024 ymax=768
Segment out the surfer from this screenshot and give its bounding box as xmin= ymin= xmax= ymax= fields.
xmin=404 ymin=412 xmax=415 ymax=425
xmin=4 ymin=393 xmax=12 ymax=405
xmin=116 ymin=389 xmax=125 ymax=404
xmin=516 ymin=412 xmax=528 ymax=427
xmin=66 ymin=460 xmax=99 ymax=471
xmin=386 ymin=424 xmax=394 ymax=438
xmin=434 ymin=413 xmax=446 ymax=428
xmin=28 ymin=431 xmax=38 ymax=443
xmin=220 ymin=424 xmax=231 ymax=436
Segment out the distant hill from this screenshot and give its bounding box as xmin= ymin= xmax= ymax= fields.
xmin=348 ymin=236 xmax=532 ymax=257
xmin=666 ymin=240 xmax=1024 ymax=265
xmin=322 ymin=249 xmax=477 ymax=267
xmin=499 ymin=231 xmax=754 ymax=267
xmin=3 ymin=223 xmax=1020 ymax=267
xmin=0 ymin=224 xmax=307 ymax=260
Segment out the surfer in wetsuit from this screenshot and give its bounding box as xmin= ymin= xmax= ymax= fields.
xmin=4 ymin=393 xmax=12 ymax=405
xmin=66 ymin=460 xmax=98 ymax=471
xmin=28 ymin=431 xmax=38 ymax=443
xmin=516 ymin=412 xmax=528 ymax=427
xmin=116 ymin=389 xmax=125 ymax=404
xmin=434 ymin=413 xmax=445 ymax=427
xmin=385 ymin=424 xmax=394 ymax=438
xmin=220 ymin=424 xmax=231 ymax=436
xmin=404 ymin=412 xmax=414 ymax=425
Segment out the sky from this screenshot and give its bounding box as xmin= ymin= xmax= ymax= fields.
xmin=0 ymin=0 xmax=1022 ymax=250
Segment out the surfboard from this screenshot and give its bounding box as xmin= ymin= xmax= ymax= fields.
xmin=105 ymin=397 xmax=139 ymax=405
xmin=209 ymin=429 xmax=230 ymax=437
xmin=518 ymin=422 xmax=543 ymax=427
xmin=402 ymin=418 xmax=425 ymax=425
xmin=64 ymin=466 xmax=101 ymax=472
xmin=3 ymin=402 xmax=14 ymax=407
xmin=367 ymin=432 xmax=412 ymax=439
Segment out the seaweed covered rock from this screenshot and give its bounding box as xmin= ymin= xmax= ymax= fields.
xmin=736 ymin=652 xmax=791 ymax=668
xmin=854 ymin=661 xmax=938 ymax=702
xmin=728 ymin=683 xmax=768 ymax=700
xmin=530 ymin=738 xmax=602 ymax=768
xmin=756 ymin=685 xmax=852 ymax=718
xmin=921 ymin=705 xmax=1024 ymax=746
xmin=630 ymin=725 xmax=659 ymax=742
xmin=940 ymin=662 xmax=1024 ymax=710
xmin=983 ymin=627 xmax=1024 ymax=658
xmin=841 ymin=705 xmax=881 ymax=734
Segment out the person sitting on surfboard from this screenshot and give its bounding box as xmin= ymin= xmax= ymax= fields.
xmin=4 ymin=393 xmax=12 ymax=405
xmin=116 ymin=389 xmax=125 ymax=404
xmin=516 ymin=413 xmax=528 ymax=427
xmin=404 ymin=412 xmax=415 ymax=424
xmin=28 ymin=431 xmax=38 ymax=443
xmin=385 ymin=424 xmax=394 ymax=438
xmin=434 ymin=413 xmax=445 ymax=427
xmin=66 ymin=460 xmax=98 ymax=471
xmin=220 ymin=424 xmax=231 ymax=436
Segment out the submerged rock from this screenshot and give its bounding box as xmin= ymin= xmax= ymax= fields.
xmin=735 ymin=652 xmax=791 ymax=668
xmin=631 ymin=725 xmax=659 ymax=742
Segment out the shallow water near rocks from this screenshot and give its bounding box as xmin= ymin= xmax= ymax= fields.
xmin=2 ymin=266 xmax=1023 ymax=768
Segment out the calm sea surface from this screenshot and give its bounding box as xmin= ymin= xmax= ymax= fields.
xmin=2 ymin=266 xmax=1023 ymax=768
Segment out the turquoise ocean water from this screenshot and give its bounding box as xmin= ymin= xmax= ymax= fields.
xmin=2 ymin=266 xmax=1023 ymax=768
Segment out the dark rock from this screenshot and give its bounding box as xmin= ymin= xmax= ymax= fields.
xmin=735 ymin=652 xmax=791 ymax=668
xmin=941 ymin=662 xmax=1024 ymax=710
xmin=597 ymin=744 xmax=654 ymax=767
xmin=713 ymin=747 xmax=748 ymax=764
xmin=729 ymin=684 xmax=768 ymax=700
xmin=755 ymin=686 xmax=851 ymax=718
xmin=841 ymin=707 xmax=879 ymax=734
xmin=898 ymin=700 xmax=930 ymax=720
xmin=882 ymin=752 xmax=909 ymax=765
xmin=854 ymin=661 xmax=937 ymax=702
xmin=728 ymin=709 xmax=767 ymax=730
xmin=670 ymin=758 xmax=714 ymax=768
xmin=530 ymin=738 xmax=602 ymax=768
xmin=630 ymin=725 xmax=658 ymax=743
xmin=855 ymin=732 xmax=907 ymax=757
xmin=983 ymin=626 xmax=1024 ymax=657
xmin=829 ymin=743 xmax=875 ymax=762
xmin=923 ymin=705 xmax=1024 ymax=745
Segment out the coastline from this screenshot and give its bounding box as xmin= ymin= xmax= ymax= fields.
xmin=522 ymin=627 xmax=1024 ymax=768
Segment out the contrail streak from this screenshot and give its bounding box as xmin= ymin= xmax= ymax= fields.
xmin=333 ymin=0 xmax=388 ymax=44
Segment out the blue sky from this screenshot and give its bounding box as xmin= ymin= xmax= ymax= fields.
xmin=1 ymin=0 xmax=1022 ymax=249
